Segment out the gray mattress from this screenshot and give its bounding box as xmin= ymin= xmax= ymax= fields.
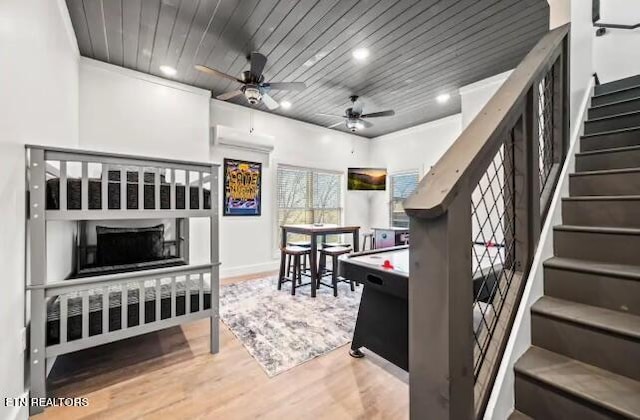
xmin=46 ymin=278 xmax=211 ymax=345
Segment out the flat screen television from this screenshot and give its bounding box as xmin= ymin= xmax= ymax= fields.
xmin=347 ymin=168 xmax=387 ymax=191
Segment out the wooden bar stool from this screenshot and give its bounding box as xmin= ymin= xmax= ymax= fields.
xmin=317 ymin=246 xmax=354 ymax=297
xmin=362 ymin=232 xmax=375 ymax=250
xmin=286 ymin=240 xmax=311 ymax=279
xmin=278 ymin=246 xmax=312 ymax=295
xmin=319 ymin=241 xmax=351 ymax=275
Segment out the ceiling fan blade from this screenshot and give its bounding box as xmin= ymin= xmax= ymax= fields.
xmin=358 ymin=119 xmax=373 ymax=128
xmin=261 ymin=93 xmax=279 ymax=110
xmin=250 ymin=52 xmax=267 ymax=79
xmin=361 ymin=110 xmax=395 ymax=118
xmin=327 ymin=121 xmax=344 ymax=129
xmin=216 ymin=90 xmax=243 ymax=101
xmin=316 ymin=113 xmax=346 ymax=119
xmin=195 ymin=65 xmax=242 ymax=83
xmin=266 ymin=82 xmax=306 ymax=91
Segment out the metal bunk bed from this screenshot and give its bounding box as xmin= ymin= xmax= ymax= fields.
xmin=25 ymin=145 xmax=220 ymax=415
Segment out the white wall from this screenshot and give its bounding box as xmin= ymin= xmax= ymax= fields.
xmin=78 ymin=59 xmax=213 ymax=266
xmin=593 ymin=0 xmax=640 ymax=83
xmin=569 ymin=1 xmax=595 ymax=132
xmin=460 ymin=71 xmax=513 ymax=128
xmin=210 ymin=100 xmax=371 ymax=277
xmin=0 ymin=0 xmax=79 ymax=419
xmin=79 ymin=58 xmax=210 ymax=161
xmin=368 ymin=115 xmax=463 ymax=228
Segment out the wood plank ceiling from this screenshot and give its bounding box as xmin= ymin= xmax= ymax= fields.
xmin=66 ymin=0 xmax=549 ymax=138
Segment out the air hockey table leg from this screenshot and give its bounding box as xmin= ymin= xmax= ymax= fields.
xmin=349 ymin=347 xmax=365 ymax=358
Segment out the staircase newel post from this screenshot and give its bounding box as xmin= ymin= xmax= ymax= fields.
xmin=408 ymin=189 xmax=474 ymax=420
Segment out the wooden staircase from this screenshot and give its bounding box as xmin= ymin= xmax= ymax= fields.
xmin=511 ymin=75 xmax=640 ymax=419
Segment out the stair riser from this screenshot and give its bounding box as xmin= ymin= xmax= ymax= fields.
xmin=595 ymin=75 xmax=640 ymax=96
xmin=562 ymin=199 xmax=640 ymax=228
xmin=592 ymin=87 xmax=640 ymax=107
xmin=584 ymin=113 xmax=640 ymax=135
xmin=569 ymin=172 xmax=640 ymax=196
xmin=581 ymin=130 xmax=640 ymax=152
xmin=576 ymin=148 xmax=640 ymax=171
xmin=544 ymin=266 xmax=640 ymax=315
xmin=589 ymin=98 xmax=640 ymax=119
xmin=515 ymin=375 xmax=622 ymax=420
xmin=554 ymin=229 xmax=640 ymax=266
xmin=532 ymin=313 xmax=640 ymax=380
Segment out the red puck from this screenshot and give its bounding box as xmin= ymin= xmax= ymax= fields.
xmin=382 ymin=260 xmax=394 ymax=269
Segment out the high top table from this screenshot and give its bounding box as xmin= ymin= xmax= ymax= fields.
xmin=281 ymin=224 xmax=360 ymax=297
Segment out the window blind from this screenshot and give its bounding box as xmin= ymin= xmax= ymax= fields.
xmin=390 ymin=171 xmax=419 ymax=228
xmin=276 ymin=165 xmax=343 ymax=245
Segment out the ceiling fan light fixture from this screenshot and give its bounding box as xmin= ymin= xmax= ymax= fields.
xmin=436 ymin=93 xmax=451 ymax=104
xmin=159 ymin=65 xmax=177 ymax=76
xmin=352 ymin=48 xmax=370 ymax=61
xmin=244 ymin=86 xmax=262 ymax=104
xmin=346 ymin=119 xmax=364 ymax=132
xmin=280 ymin=100 xmax=292 ymax=109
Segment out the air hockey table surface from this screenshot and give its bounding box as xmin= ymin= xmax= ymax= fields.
xmin=339 ymin=244 xmax=503 ymax=370
xmin=340 ymin=243 xmax=503 ymax=277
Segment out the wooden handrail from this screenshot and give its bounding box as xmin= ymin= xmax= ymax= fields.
xmin=406 ymin=23 xmax=571 ymax=420
xmin=404 ymin=24 xmax=570 ymax=219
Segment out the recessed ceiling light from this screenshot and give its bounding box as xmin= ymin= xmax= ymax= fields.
xmin=436 ymin=93 xmax=451 ymax=104
xmin=352 ymin=48 xmax=370 ymax=61
xmin=159 ymin=65 xmax=177 ymax=76
xmin=280 ymin=100 xmax=292 ymax=110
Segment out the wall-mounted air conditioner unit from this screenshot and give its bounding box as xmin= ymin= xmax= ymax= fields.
xmin=212 ymin=125 xmax=275 ymax=154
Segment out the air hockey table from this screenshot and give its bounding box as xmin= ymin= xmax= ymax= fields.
xmin=339 ymin=244 xmax=503 ymax=371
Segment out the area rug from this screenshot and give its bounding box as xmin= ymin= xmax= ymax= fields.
xmin=220 ymin=275 xmax=362 ymax=377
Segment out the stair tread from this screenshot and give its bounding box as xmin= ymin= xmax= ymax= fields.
xmin=545 ymin=257 xmax=640 ymax=280
xmin=586 ymin=109 xmax=640 ymax=122
xmin=515 ymin=346 xmax=640 ymax=418
xmin=554 ymin=224 xmax=640 ymax=235
xmin=570 ymin=167 xmax=640 ymax=177
xmin=531 ymin=296 xmax=640 ymax=340
xmin=508 ymin=410 xmax=533 ymax=420
xmin=581 ymin=125 xmax=640 ymax=139
xmin=595 ymin=75 xmax=640 ymax=95
xmin=563 ymin=194 xmax=640 ymax=201
xmin=577 ymin=144 xmax=640 ymax=156
xmin=589 ymin=95 xmax=640 ymax=110
xmin=592 ymin=84 xmax=640 ymax=98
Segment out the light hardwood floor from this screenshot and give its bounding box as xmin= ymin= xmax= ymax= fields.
xmin=35 ymin=271 xmax=408 ymax=419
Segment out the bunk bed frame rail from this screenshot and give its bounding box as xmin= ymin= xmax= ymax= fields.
xmin=28 ymin=144 xmax=215 ymax=220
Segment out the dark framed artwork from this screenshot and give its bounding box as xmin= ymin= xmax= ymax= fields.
xmin=223 ymin=158 xmax=262 ymax=216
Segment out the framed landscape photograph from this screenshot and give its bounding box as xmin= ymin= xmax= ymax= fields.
xmin=347 ymin=168 xmax=387 ymax=191
xmin=223 ymin=158 xmax=262 ymax=216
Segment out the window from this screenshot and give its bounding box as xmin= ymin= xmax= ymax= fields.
xmin=390 ymin=171 xmax=420 ymax=228
xmin=277 ymin=165 xmax=342 ymax=244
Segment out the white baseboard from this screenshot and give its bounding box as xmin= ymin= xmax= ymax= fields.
xmin=484 ymin=77 xmax=595 ymax=419
xmin=220 ymin=260 xmax=280 ymax=278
